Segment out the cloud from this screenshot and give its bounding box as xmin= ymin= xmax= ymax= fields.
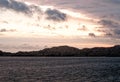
xmin=29 ymin=5 xmax=42 ymax=13
xmin=0 ymin=0 xmax=67 ymax=20
xmin=0 ymin=0 xmax=31 ymax=14
xmin=44 ymin=25 xmax=56 ymax=30
xmin=105 ymin=32 xmax=113 ymax=36
xmin=0 ymin=28 xmax=16 ymax=32
xmin=114 ymin=29 xmax=120 ymax=35
xmin=108 ymin=0 xmax=120 ymax=4
xmin=0 ymin=28 xmax=7 ymax=32
xmin=45 ymin=8 xmax=67 ymax=22
xmin=97 ymin=19 xmax=120 ymax=39
xmin=88 ymin=33 xmax=96 ymax=37
xmin=98 ymin=19 xmax=119 ymax=28
xmin=102 ymin=29 xmax=120 ymax=38
xmin=77 ymin=25 xmax=88 ymax=31
xmin=96 ymin=29 xmax=106 ymax=32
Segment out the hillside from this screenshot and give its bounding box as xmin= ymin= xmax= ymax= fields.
xmin=0 ymin=45 xmax=120 ymax=57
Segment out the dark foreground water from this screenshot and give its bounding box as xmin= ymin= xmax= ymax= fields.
xmin=0 ymin=57 xmax=120 ymax=82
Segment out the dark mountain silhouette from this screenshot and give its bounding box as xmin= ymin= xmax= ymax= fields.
xmin=38 ymin=46 xmax=81 ymax=56
xmin=0 ymin=45 xmax=120 ymax=57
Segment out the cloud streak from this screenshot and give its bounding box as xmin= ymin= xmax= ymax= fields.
xmin=0 ymin=28 xmax=16 ymax=32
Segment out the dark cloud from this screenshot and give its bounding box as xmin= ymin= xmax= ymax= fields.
xmin=108 ymin=0 xmax=120 ymax=4
xmin=0 ymin=0 xmax=9 ymax=8
xmin=105 ymin=32 xmax=113 ymax=37
xmin=0 ymin=0 xmax=31 ymax=14
xmin=45 ymin=8 xmax=67 ymax=22
xmin=114 ymin=29 xmax=120 ymax=35
xmin=101 ymin=29 xmax=120 ymax=38
xmin=98 ymin=19 xmax=119 ymax=28
xmin=98 ymin=19 xmax=120 ymax=39
xmin=30 ymin=5 xmax=42 ymax=13
xmin=0 ymin=0 xmax=75 ymax=22
xmin=96 ymin=29 xmax=106 ymax=32
xmin=0 ymin=28 xmax=7 ymax=32
xmin=88 ymin=33 xmax=96 ymax=37
xmin=0 ymin=28 xmax=16 ymax=32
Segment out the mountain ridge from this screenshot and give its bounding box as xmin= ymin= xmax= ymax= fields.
xmin=0 ymin=45 xmax=120 ymax=57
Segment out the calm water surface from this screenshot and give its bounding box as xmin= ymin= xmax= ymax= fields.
xmin=0 ymin=57 xmax=120 ymax=82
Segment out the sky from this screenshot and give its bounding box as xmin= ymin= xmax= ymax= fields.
xmin=0 ymin=0 xmax=120 ymax=52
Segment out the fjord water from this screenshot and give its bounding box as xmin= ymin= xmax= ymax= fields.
xmin=0 ymin=57 xmax=120 ymax=82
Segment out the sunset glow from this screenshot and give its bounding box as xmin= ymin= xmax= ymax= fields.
xmin=0 ymin=0 xmax=120 ymax=52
